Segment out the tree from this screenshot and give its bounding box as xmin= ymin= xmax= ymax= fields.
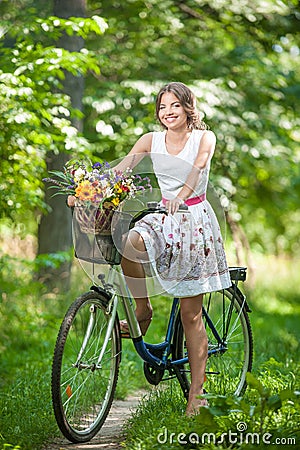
xmin=0 ymin=2 xmax=106 ymax=283
xmin=37 ymin=0 xmax=86 ymax=287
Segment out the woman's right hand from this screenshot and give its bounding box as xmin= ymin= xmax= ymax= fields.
xmin=166 ymin=197 xmax=184 ymax=215
xmin=67 ymin=195 xmax=76 ymax=207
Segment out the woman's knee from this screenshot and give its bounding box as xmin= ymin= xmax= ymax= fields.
xmin=122 ymin=231 xmax=147 ymax=261
xmin=180 ymin=296 xmax=203 ymax=327
xmin=181 ymin=310 xmax=202 ymax=329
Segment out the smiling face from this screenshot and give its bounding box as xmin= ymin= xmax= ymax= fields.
xmin=157 ymin=92 xmax=188 ymax=131
xmin=155 ymin=82 xmax=203 ymax=130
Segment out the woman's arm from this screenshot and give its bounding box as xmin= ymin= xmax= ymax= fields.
xmin=113 ymin=132 xmax=153 ymax=173
xmin=166 ymin=131 xmax=216 ymax=214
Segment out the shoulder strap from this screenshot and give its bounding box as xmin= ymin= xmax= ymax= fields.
xmin=151 ymin=131 xmax=165 ymax=153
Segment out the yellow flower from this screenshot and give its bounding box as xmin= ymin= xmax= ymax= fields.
xmin=113 ymin=182 xmax=123 ymax=194
xmin=111 ymin=197 xmax=120 ymax=206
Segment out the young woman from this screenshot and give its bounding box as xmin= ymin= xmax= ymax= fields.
xmin=114 ymin=82 xmax=231 ymax=415
xmin=68 ymin=82 xmax=230 ymax=414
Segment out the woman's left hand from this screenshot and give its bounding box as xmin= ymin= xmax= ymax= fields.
xmin=67 ymin=195 xmax=76 ymax=207
xmin=166 ymin=197 xmax=184 ymax=215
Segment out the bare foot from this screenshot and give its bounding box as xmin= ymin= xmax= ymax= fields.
xmin=120 ymin=307 xmax=153 ymax=338
xmin=186 ymin=391 xmax=208 ymax=416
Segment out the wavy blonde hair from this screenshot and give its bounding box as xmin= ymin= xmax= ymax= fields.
xmin=155 ymin=82 xmax=207 ymax=130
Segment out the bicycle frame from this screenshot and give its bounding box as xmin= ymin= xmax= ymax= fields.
xmin=93 ymin=265 xmax=249 ymax=372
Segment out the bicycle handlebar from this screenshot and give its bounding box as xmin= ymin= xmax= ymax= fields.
xmin=130 ymin=201 xmax=189 ymax=226
xmin=146 ymin=201 xmax=188 ymax=211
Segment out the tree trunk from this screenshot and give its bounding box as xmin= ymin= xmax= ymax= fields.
xmin=37 ymin=0 xmax=86 ymax=289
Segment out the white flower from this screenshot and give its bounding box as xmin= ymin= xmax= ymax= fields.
xmin=74 ymin=168 xmax=86 ymax=182
xmin=104 ymin=187 xmax=113 ymax=197
xmin=99 ymin=179 xmax=109 ymax=189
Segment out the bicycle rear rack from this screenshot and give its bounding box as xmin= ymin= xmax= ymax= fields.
xmin=229 ymin=267 xmax=247 ymax=282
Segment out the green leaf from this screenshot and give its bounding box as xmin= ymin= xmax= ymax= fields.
xmin=266 ymin=394 xmax=282 ymax=412
xmin=279 ymin=389 xmax=297 ymax=402
xmin=246 ymin=373 xmax=267 ymax=396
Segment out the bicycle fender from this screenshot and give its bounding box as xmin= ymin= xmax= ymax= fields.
xmin=229 ymin=285 xmax=252 ymax=313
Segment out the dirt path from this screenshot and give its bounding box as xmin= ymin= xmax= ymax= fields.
xmin=45 ymin=391 xmax=146 ymax=450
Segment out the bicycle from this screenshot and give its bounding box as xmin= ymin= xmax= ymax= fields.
xmin=51 ymin=202 xmax=253 ymax=443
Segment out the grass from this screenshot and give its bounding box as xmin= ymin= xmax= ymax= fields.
xmin=0 ymin=258 xmax=146 ymax=450
xmin=0 ymin=253 xmax=299 ymax=449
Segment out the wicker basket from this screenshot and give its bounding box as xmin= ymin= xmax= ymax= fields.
xmin=75 ymin=202 xmax=115 ymax=235
xmin=73 ymin=202 xmax=132 ymax=265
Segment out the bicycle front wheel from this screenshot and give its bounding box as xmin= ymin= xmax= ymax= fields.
xmin=51 ymin=290 xmax=121 ymax=443
xmin=173 ymin=287 xmax=253 ymax=397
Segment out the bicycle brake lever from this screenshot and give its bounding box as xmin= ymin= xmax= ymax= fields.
xmin=178 ymin=204 xmax=188 ymax=211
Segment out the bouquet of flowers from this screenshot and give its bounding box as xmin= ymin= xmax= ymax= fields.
xmin=44 ymin=159 xmax=151 ymax=235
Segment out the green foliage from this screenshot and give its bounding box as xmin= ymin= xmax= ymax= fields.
xmin=1 ymin=445 xmax=21 ymax=450
xmin=35 ymin=250 xmax=73 ymax=269
xmin=123 ymin=374 xmax=299 ymax=449
xmin=1 ymin=367 xmax=58 ymax=449
xmin=0 ymin=13 xmax=104 ymax=225
xmin=123 ymin=254 xmax=300 ymax=449
xmin=0 ymin=253 xmax=146 ymax=449
xmin=1 ymin=0 xmax=300 ymax=254
xmin=0 ymin=256 xmax=62 ymax=449
xmin=82 ymin=0 xmax=300 ymax=254
xmin=194 ymin=373 xmax=300 ymax=444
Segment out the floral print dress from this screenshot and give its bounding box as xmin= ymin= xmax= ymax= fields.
xmin=133 ymin=130 xmax=231 ymax=297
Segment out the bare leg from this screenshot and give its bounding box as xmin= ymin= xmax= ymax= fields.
xmin=180 ymin=295 xmax=208 ymax=416
xmin=121 ymin=231 xmax=152 ymax=324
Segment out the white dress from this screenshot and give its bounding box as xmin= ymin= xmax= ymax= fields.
xmin=133 ymin=130 xmax=231 ymax=297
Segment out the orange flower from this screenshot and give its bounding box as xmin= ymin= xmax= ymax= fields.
xmin=75 ymin=181 xmax=98 ymax=201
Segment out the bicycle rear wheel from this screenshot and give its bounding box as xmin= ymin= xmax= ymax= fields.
xmin=173 ymin=286 xmax=253 ymax=398
xmin=51 ymin=290 xmax=121 ymax=443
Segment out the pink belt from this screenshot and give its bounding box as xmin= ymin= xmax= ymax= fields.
xmin=162 ymin=193 xmax=206 ymax=206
